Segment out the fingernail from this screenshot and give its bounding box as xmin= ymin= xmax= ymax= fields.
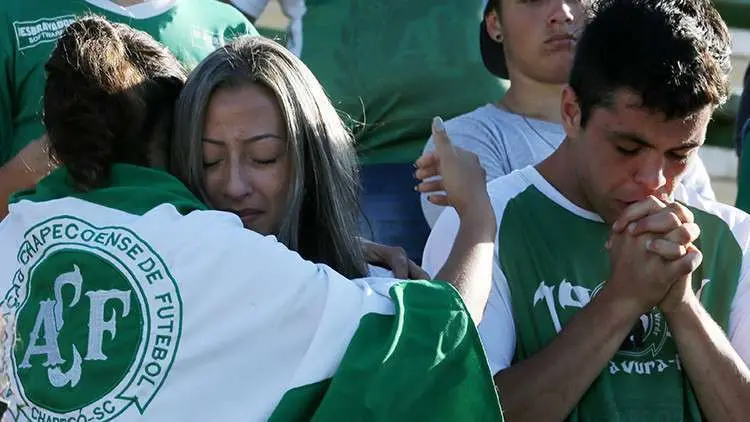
xmin=432 ymin=116 xmax=446 ymax=133
xmin=604 ymin=239 xmax=611 ymax=249
xmin=628 ymin=223 xmax=636 ymax=233
xmin=414 ymin=185 xmax=419 ymax=192
xmin=413 ymin=162 xmax=419 ymax=169
xmin=645 ymin=239 xmax=652 ymax=250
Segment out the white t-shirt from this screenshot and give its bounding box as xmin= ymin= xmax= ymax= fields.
xmin=420 ymin=103 xmax=716 ymax=227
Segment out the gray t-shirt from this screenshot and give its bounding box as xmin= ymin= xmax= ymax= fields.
xmin=420 ymin=103 xmax=716 ymax=227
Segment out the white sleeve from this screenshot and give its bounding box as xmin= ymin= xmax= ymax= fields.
xmin=478 ymin=259 xmax=516 ymax=375
xmin=729 ymin=276 xmax=750 ymax=363
xmin=680 ymin=155 xmax=716 ymax=201
xmin=421 ymin=207 xmax=461 ymax=278
xmin=673 ymin=186 xmax=750 ymax=362
xmin=422 ymin=207 xmax=516 ymax=375
xmin=0 ymin=215 xmax=20 ymax=297
xmin=728 ymin=218 xmax=750 ymax=363
xmin=165 ymin=210 xmax=400 ymax=390
xmin=229 ymin=0 xmax=272 ymax=19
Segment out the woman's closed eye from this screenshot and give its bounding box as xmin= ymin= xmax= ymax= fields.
xmin=203 ymin=159 xmax=221 ymax=169
xmin=253 ymin=157 xmax=278 ymax=165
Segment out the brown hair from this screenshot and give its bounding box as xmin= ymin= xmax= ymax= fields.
xmin=171 ymin=36 xmax=369 ymax=278
xmin=43 ymin=15 xmax=186 ymax=190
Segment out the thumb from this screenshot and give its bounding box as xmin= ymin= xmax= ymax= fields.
xmin=431 ymin=116 xmax=455 ymax=158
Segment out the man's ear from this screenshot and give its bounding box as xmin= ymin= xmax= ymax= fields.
xmin=561 ymin=85 xmax=583 ymax=139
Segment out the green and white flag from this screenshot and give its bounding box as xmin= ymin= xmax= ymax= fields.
xmin=0 ymin=165 xmax=501 ymax=421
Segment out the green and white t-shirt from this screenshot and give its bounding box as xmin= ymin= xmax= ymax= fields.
xmin=0 ymin=0 xmax=257 ymax=166
xmin=0 ymin=164 xmax=501 ymax=421
xmin=423 ymin=165 xmax=750 ymax=421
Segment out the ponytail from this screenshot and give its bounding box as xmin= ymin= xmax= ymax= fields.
xmin=43 ymin=15 xmax=185 ymax=190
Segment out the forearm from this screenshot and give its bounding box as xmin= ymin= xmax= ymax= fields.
xmin=666 ymin=296 xmax=750 ymax=422
xmin=0 ymin=158 xmax=36 ymax=219
xmin=494 ymin=287 xmax=642 ymax=421
xmin=434 ymin=206 xmax=496 ymax=325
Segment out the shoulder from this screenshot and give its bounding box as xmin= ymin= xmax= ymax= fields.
xmin=423 ymin=104 xmax=516 ymax=152
xmin=429 ymin=168 xmax=535 ymax=241
xmin=446 ymin=104 xmax=522 ymax=140
xmin=676 ymin=185 xmax=750 ymax=250
xmin=422 ymin=168 xmax=536 ymax=275
xmin=486 ymin=167 xmax=538 ymax=215
xmin=181 ymin=0 xmax=258 ymax=35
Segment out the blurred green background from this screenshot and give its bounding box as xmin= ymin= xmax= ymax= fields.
xmin=254 ymin=0 xmax=750 ymax=150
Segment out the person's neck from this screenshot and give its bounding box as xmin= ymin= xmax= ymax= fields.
xmin=110 ymin=0 xmax=147 ymax=6
xmin=536 ymin=140 xmax=593 ymax=211
xmin=498 ymin=77 xmax=565 ymax=124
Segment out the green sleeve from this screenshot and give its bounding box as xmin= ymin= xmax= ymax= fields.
xmin=0 ymin=5 xmax=14 ymax=166
xmin=736 ymin=130 xmax=750 ymax=212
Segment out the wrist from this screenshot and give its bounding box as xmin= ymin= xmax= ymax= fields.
xmin=456 ymin=191 xmax=493 ymax=217
xmin=595 ymin=281 xmax=646 ymax=323
xmin=661 ymin=290 xmax=699 ymax=321
xmin=458 ymin=201 xmax=496 ymax=234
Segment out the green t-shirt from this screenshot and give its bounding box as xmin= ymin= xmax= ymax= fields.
xmin=737 ymin=130 xmax=750 ymax=212
xmin=423 ymin=165 xmax=750 ymax=421
xmin=0 ymin=0 xmax=257 ymax=166
xmin=299 ymin=0 xmax=509 ymax=164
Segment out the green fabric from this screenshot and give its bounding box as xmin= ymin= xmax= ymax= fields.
xmin=299 ymin=0 xmax=509 ymax=164
xmin=737 ymin=130 xmax=750 ymax=211
xmin=714 ymin=0 xmax=750 ymax=29
xmin=10 ymin=164 xmax=207 ymax=216
xmin=708 ymin=2 xmax=750 ymax=149
xmin=498 ymin=185 xmax=742 ymax=421
xmin=270 ymin=280 xmax=503 ymax=421
xmin=257 ymin=26 xmax=288 ymax=45
xmin=15 ymin=249 xmax=144 ymax=413
xmin=0 ymin=1 xmax=257 ymax=166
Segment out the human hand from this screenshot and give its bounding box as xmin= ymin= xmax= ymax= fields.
xmin=606 ymin=197 xmax=702 ymax=315
xmin=608 ymin=196 xmax=700 ymax=261
xmin=415 ymin=117 xmax=490 ymax=218
xmin=656 ymin=245 xmax=703 ymax=315
xmin=359 ymin=238 xmax=429 ymax=280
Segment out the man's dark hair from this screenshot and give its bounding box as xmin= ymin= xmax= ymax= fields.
xmin=570 ymin=0 xmax=731 ymax=126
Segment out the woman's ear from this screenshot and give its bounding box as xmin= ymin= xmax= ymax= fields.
xmin=485 ymin=8 xmax=504 ymax=43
